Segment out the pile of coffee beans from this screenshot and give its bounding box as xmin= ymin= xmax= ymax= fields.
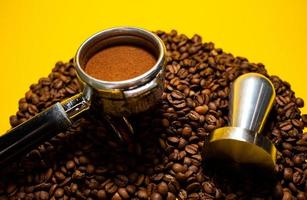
xmin=1 ymin=30 xmax=306 ymax=200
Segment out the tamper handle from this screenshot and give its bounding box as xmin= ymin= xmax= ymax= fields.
xmin=229 ymin=73 xmax=275 ymax=133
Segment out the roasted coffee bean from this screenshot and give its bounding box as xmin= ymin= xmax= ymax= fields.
xmin=97 ymin=190 xmax=107 ymax=200
xmin=150 ymin=192 xmax=163 ymax=200
xmin=114 ymin=175 xmax=128 ymax=187
xmin=182 ymin=126 xmax=192 ymax=137
xmin=111 ymin=192 xmax=122 ymax=200
xmin=166 ymin=192 xmax=177 ymax=200
xmin=3 ymin=30 xmax=307 ymax=200
xmin=171 ymin=90 xmax=185 ymax=99
xmin=54 ymin=188 xmax=64 ymax=198
xmin=157 ymin=181 xmax=168 ymax=196
xmin=49 ymin=184 xmax=57 ymax=196
xmin=78 ymin=156 xmax=89 ymax=165
xmin=126 ymin=185 xmax=136 ymax=194
xmin=70 ymin=183 xmax=78 ymax=193
xmin=295 ymin=98 xmax=304 ymax=108
xmin=297 ymin=192 xmax=306 ymax=200
xmin=167 ymin=136 xmax=179 ymax=144
xmin=105 ymin=182 xmax=118 ymax=194
xmin=293 ymin=154 xmax=304 ymax=165
xmin=137 ymin=189 xmax=148 ymax=199
xmin=273 ymin=182 xmax=283 ymax=199
xmin=195 ymin=105 xmax=208 ymax=115
xmin=39 ymin=191 xmax=49 ymax=200
xmin=117 ymin=188 xmax=129 ymax=199
xmin=226 ymin=193 xmax=237 ymax=200
xmin=54 ymin=171 xmax=66 ymax=181
xmin=203 ymin=182 xmax=215 ymax=194
xmin=6 ymin=183 xmax=17 ymax=194
xmin=86 ymin=164 xmax=95 ymax=174
xmin=162 ymin=118 xmax=170 ymax=127
xmin=72 ymin=170 xmax=85 ymax=180
xmin=186 ymin=182 xmax=201 ymax=192
xmin=282 ymin=189 xmax=292 ymax=200
xmin=292 ymin=171 xmax=304 ymax=185
xmin=187 ymin=111 xmax=200 ymax=121
xmin=185 ymin=144 xmax=198 ymax=155
xmin=178 ymin=189 xmax=187 ymax=199
xmin=135 ymin=174 xmax=145 ymax=186
xmin=284 ymin=168 xmax=293 ymax=181
xmin=43 ymin=168 xmax=53 ymax=182
xmin=288 ymin=182 xmax=298 ymax=193
xmin=172 ymin=163 xmax=186 ymax=173
xmin=66 ymin=160 xmax=76 ymax=170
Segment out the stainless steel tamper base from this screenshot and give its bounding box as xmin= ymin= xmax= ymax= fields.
xmin=203 ymin=127 xmax=277 ymax=171
xmin=202 ymin=72 xmax=277 ymax=172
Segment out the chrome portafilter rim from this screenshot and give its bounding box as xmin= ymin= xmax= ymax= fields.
xmin=74 ymin=26 xmax=166 ymax=90
xmin=72 ymin=27 xmax=166 ymax=142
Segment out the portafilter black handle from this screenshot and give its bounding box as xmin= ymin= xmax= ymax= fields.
xmin=0 ymin=93 xmax=90 ymax=166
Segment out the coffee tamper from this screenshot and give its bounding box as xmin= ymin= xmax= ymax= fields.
xmin=203 ymin=73 xmax=277 ymax=171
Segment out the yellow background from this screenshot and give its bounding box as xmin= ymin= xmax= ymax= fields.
xmin=0 ymin=0 xmax=306 ymax=133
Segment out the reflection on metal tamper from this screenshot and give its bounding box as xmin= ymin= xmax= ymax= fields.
xmin=203 ymin=73 xmax=277 ymax=171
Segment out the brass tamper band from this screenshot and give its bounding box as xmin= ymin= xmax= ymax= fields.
xmin=203 ymin=127 xmax=276 ymax=170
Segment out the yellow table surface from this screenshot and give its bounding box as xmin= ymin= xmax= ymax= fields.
xmin=0 ymin=0 xmax=306 ymax=134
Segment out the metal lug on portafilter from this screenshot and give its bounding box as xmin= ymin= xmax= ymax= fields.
xmin=203 ymin=73 xmax=277 ymax=171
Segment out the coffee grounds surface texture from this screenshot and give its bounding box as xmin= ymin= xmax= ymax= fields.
xmin=84 ymin=45 xmax=156 ymax=81
xmin=2 ymin=30 xmax=306 ymax=199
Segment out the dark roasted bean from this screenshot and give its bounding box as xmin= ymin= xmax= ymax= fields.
xmin=293 ymin=154 xmax=304 ymax=165
xmin=297 ymin=192 xmax=306 ymax=200
xmin=195 ymin=105 xmax=208 ymax=115
xmin=203 ymin=182 xmax=215 ymax=194
xmin=187 ymin=111 xmax=200 ymax=121
xmin=182 ymin=126 xmax=192 ymax=137
xmin=150 ymin=192 xmax=163 ymax=200
xmin=292 ymin=171 xmax=304 ymax=185
xmin=157 ymin=181 xmax=168 ymax=196
xmin=166 ymin=192 xmax=176 ymax=200
xmin=111 ymin=192 xmax=122 ymax=200
xmin=117 ymin=188 xmax=129 ymax=199
xmin=282 ymin=189 xmax=292 ymax=200
xmin=39 ymin=191 xmax=49 ymax=200
xmin=171 ymin=90 xmax=185 ymax=99
xmin=55 ymin=171 xmax=65 ymax=181
xmin=114 ymin=175 xmax=128 ymax=187
xmin=284 ymin=168 xmax=293 ymax=181
xmin=105 ymin=182 xmax=118 ymax=194
xmin=186 ymin=182 xmax=201 ymax=192
xmin=97 ymin=190 xmax=107 ymax=200
xmin=172 ymin=163 xmax=185 ymax=173
xmin=54 ymin=188 xmax=64 ymax=198
xmin=295 ymin=98 xmax=304 ymax=107
xmin=272 ymin=182 xmax=283 ymax=199
xmin=66 ymin=160 xmax=75 ymax=170
xmin=70 ymin=183 xmax=78 ymax=193
xmin=137 ymin=190 xmax=148 ymax=199
xmin=185 ymin=144 xmax=198 ymax=155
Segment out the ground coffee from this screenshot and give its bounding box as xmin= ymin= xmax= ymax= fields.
xmin=84 ymin=45 xmax=156 ymax=81
xmin=2 ymin=30 xmax=306 ymax=200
